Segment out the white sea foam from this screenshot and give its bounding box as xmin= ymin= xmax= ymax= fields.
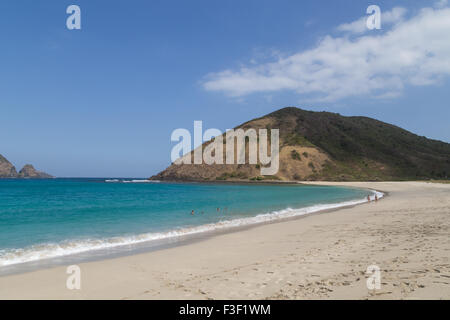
xmin=0 ymin=190 xmax=384 ymax=267
xmin=106 ymin=179 xmax=159 ymax=183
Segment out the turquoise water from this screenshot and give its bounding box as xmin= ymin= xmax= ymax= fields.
xmin=0 ymin=179 xmax=373 ymax=267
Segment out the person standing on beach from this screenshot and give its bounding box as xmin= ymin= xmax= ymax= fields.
xmin=367 ymin=195 xmax=371 ymax=202
xmin=375 ymin=194 xmax=378 ymax=202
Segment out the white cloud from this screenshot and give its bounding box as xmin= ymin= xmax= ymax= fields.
xmin=335 ymin=16 xmax=367 ymax=35
xmin=203 ymin=6 xmax=450 ymax=102
xmin=336 ymin=7 xmax=407 ymax=35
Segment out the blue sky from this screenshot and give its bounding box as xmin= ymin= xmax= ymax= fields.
xmin=0 ymin=0 xmax=449 ymax=177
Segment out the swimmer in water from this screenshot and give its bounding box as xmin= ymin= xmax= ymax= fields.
xmin=191 ymin=210 xmax=194 ymax=215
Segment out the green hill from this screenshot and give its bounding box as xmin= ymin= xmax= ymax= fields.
xmin=151 ymin=107 xmax=450 ymax=181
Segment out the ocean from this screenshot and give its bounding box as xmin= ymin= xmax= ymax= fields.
xmin=0 ymin=178 xmax=380 ymax=271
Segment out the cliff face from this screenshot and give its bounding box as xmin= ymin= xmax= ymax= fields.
xmin=0 ymin=155 xmax=53 ymax=179
xmin=0 ymin=154 xmax=18 ymax=178
xmin=17 ymin=164 xmax=53 ymax=179
xmin=151 ymin=107 xmax=450 ymax=182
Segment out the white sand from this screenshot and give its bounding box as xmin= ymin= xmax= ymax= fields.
xmin=0 ymin=181 xmax=449 ymax=299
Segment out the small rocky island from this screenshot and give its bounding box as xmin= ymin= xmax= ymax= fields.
xmin=0 ymin=154 xmax=53 ymax=179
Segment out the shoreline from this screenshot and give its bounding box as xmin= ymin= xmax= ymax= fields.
xmin=0 ymin=185 xmax=380 ymax=275
xmin=0 ymin=181 xmax=449 ymax=299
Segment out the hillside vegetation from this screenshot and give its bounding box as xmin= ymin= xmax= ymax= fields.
xmin=151 ymin=107 xmax=450 ymax=181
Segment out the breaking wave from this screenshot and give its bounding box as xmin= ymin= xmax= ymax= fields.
xmin=0 ymin=190 xmax=383 ymax=267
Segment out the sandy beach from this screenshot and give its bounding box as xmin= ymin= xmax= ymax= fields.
xmin=0 ymin=181 xmax=449 ymax=300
